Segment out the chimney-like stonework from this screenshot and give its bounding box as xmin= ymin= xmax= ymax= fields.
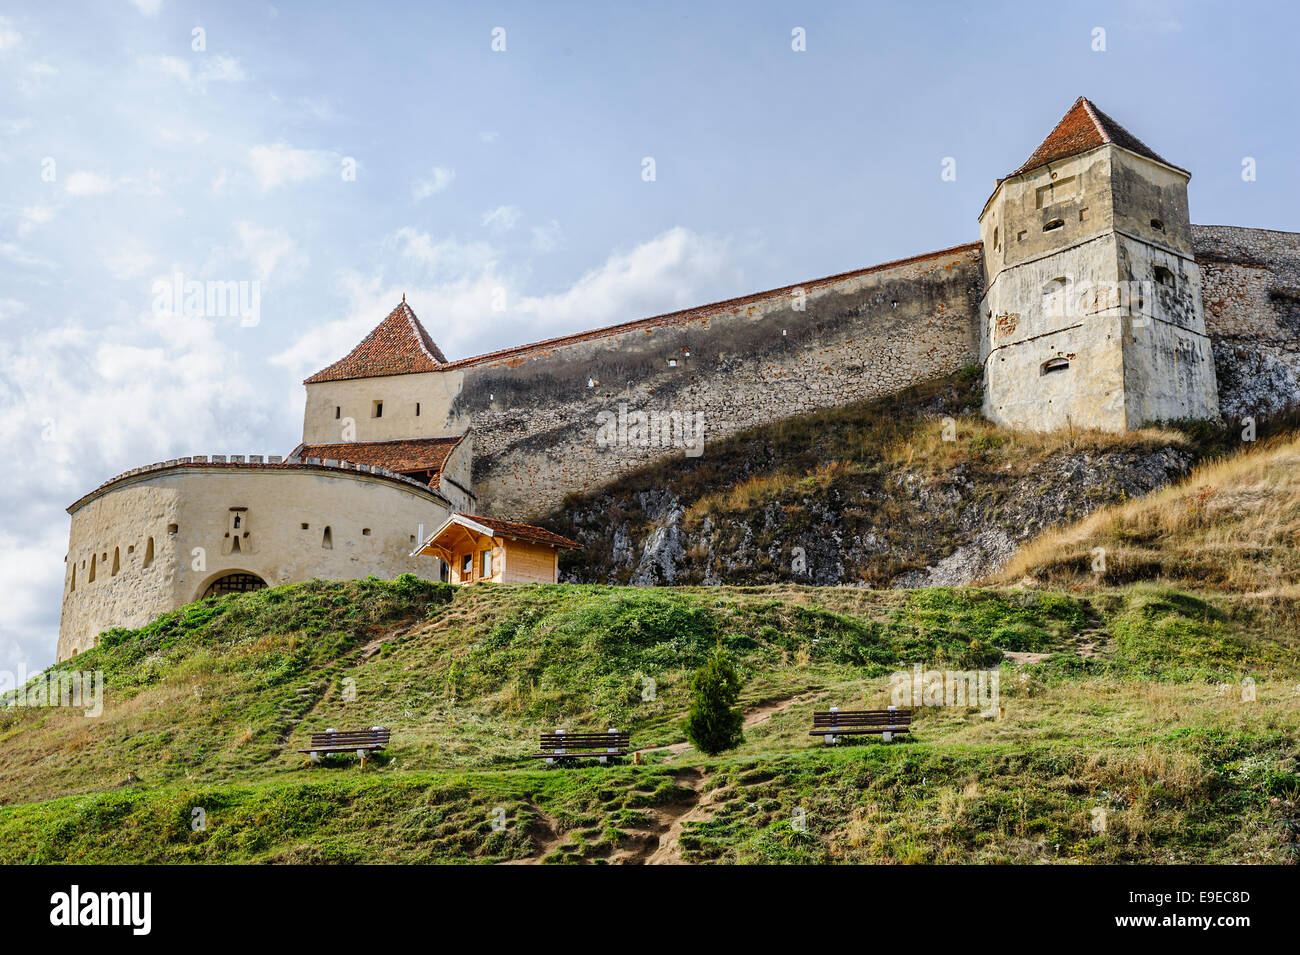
xmin=979 ymin=98 xmax=1219 ymax=431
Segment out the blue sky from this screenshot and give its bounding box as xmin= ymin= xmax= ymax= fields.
xmin=1 ymin=0 xmax=1297 ymax=673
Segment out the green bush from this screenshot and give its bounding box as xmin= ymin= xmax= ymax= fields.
xmin=683 ymin=646 xmax=745 ymax=756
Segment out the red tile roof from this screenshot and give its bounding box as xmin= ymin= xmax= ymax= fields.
xmin=1008 ymin=97 xmax=1186 ymax=179
xmin=456 ymin=514 xmax=579 ymax=549
xmin=304 ymin=301 xmax=447 ymax=384
xmin=295 ymin=436 xmax=464 ymax=478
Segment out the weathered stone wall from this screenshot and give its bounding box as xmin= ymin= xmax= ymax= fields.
xmin=980 ymin=145 xmax=1218 ymax=431
xmin=1194 ymin=225 xmax=1300 ymax=421
xmin=455 ymin=244 xmax=986 ymax=519
xmin=58 ymin=458 xmax=450 ymax=659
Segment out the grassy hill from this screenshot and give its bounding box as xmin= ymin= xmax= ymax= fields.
xmin=2 ymin=576 xmax=1298 ymax=863
xmin=997 ymin=432 xmax=1300 ymax=594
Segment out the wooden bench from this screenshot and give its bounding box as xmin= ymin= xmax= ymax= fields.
xmin=530 ymin=729 xmax=631 ymax=765
xmin=298 ymin=727 xmax=390 ymax=766
xmin=809 ymin=707 xmax=911 ymax=744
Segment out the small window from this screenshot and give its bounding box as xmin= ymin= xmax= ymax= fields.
xmin=322 ymin=526 xmax=333 ymax=549
xmin=143 ymin=537 xmax=154 ymax=568
xmin=461 ymin=553 xmax=473 ymax=578
xmin=362 ymin=528 xmax=371 ymax=536
xmin=301 ymin=522 xmax=310 ymax=530
xmin=111 ymin=547 xmax=120 ymax=576
xmin=1017 ymin=229 xmax=1027 ymax=242
xmin=69 ymin=564 xmax=76 ymax=592
xmin=1043 ymin=218 xmax=1065 ymax=233
xmin=1150 ymin=218 xmax=1164 ymax=231
xmin=372 ymin=400 xmax=383 ymax=418
xmin=1041 ymin=357 xmax=1071 ymax=375
xmin=1079 ymin=207 xmax=1090 ymax=221
xmin=481 ymin=549 xmax=493 ymax=578
xmin=667 ymin=358 xmax=677 ymax=367
xmin=167 ymin=523 xmax=179 ymax=535
xmin=415 ymin=402 xmax=421 ymax=417
xmin=334 ymin=406 xmax=341 ymax=419
xmin=88 ymin=554 xmax=96 ymax=583
xmin=1153 ymin=266 xmax=1175 ymax=288
xmin=993 ymin=226 xmax=999 ymax=249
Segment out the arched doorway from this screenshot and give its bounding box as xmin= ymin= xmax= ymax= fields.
xmin=200 ymin=571 xmax=268 ymax=600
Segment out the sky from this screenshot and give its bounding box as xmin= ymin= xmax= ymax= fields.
xmin=1 ymin=0 xmax=1297 ymax=674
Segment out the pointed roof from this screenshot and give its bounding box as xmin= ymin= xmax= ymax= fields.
xmin=1007 ymin=97 xmax=1188 ymax=179
xmin=304 ymin=301 xmax=447 ymax=384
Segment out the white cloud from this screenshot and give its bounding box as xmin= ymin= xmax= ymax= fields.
xmin=130 ymin=0 xmax=164 ymax=15
xmin=412 ymin=166 xmax=455 ymax=200
xmin=138 ymin=53 xmax=246 ymax=89
xmin=482 ymin=204 xmax=522 ymax=232
xmin=0 ymin=16 xmax=23 ymax=51
xmin=17 ymin=204 xmax=55 ymax=236
xmin=271 ymin=227 xmax=740 ymax=376
xmin=63 ymin=170 xmax=117 ymax=196
xmin=231 ymin=221 xmax=307 ymax=283
xmin=248 ymin=142 xmax=334 ymax=192
xmin=531 ymin=219 xmax=562 ymax=253
xmin=104 ymin=244 xmax=157 ymax=280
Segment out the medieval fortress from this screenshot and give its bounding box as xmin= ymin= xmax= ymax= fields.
xmin=56 ymin=98 xmax=1300 ymax=660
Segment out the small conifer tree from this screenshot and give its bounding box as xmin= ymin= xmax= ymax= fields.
xmin=683 ymin=645 xmax=745 ymax=755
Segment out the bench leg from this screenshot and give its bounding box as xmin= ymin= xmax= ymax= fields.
xmin=824 ymin=734 xmax=838 ymax=746
xmin=309 ymin=751 xmax=320 ymax=763
xmin=882 ymin=731 xmax=893 ymax=743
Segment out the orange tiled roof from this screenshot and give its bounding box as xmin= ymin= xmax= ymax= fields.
xmin=1007 ymin=97 xmax=1186 ymax=179
xmin=295 ymin=436 xmax=464 ymax=478
xmin=457 ymin=514 xmax=579 ymax=549
xmin=304 ymin=301 xmax=447 ymax=384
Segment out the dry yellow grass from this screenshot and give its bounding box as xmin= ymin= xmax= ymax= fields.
xmin=883 ymin=415 xmax=1189 ymax=474
xmin=994 ymin=433 xmax=1300 ymax=591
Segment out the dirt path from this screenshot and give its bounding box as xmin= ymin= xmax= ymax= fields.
xmin=499 ymin=811 xmax=567 ymax=865
xmin=645 ymin=768 xmax=715 ymax=865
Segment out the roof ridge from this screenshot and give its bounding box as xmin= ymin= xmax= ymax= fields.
xmin=1078 ymin=97 xmax=1110 ymax=144
xmin=440 ymin=240 xmax=982 ymax=370
xmin=304 ymin=301 xmax=447 ymax=384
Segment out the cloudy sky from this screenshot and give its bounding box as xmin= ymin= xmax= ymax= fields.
xmin=1 ymin=0 xmax=1297 ymax=673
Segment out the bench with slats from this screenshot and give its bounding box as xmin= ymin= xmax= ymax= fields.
xmin=809 ymin=707 xmax=911 ymax=744
xmin=530 ymin=729 xmax=631 ymax=765
xmin=298 ymin=727 xmax=390 ymax=765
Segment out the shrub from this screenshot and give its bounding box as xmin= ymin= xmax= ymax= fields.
xmin=683 ymin=645 xmax=745 ymax=755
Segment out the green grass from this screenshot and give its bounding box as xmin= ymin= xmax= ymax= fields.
xmin=3 ymin=576 xmax=1299 ymax=863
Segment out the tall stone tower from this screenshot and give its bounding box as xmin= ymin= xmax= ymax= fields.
xmin=979 ymin=97 xmax=1219 ymax=431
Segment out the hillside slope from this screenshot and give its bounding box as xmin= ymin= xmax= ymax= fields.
xmin=549 ymin=369 xmax=1211 ymax=589
xmin=997 ymin=433 xmax=1300 ymax=593
xmin=2 ymin=576 xmax=1297 ymax=864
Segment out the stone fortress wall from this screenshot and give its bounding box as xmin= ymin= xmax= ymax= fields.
xmin=422 ymin=226 xmax=1297 ymax=521
xmin=454 ymin=244 xmax=987 ymax=519
xmin=56 ymin=456 xmax=452 ymax=660
xmin=1193 ymin=225 xmax=1300 ymax=421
